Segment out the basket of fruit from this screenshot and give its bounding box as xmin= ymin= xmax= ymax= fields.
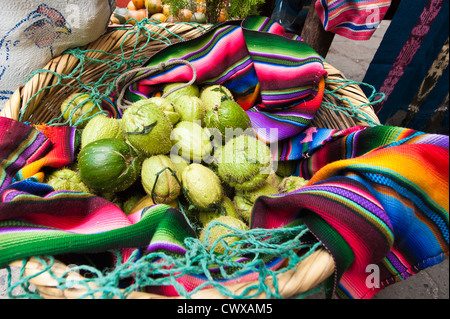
xmin=111 ymin=0 xmax=264 ymax=25
xmin=0 ymin=14 xmax=391 ymax=300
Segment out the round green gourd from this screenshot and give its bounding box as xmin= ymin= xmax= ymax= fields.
xmin=199 ymin=84 xmax=234 ymax=113
xmin=217 ymin=135 xmax=272 ymax=191
xmin=203 ymin=100 xmax=251 ymax=142
xmin=181 ymin=163 xmax=223 ymax=209
xmin=78 ymin=138 xmax=141 ymax=193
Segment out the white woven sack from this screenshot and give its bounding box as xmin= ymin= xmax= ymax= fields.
xmin=0 ymin=1 xmax=116 ymax=111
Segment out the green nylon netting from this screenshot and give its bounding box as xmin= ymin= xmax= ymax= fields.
xmin=4 ymin=18 xmax=384 ymax=299
xmin=321 ymin=79 xmax=383 ymax=127
xmin=18 ymin=19 xmax=211 ymax=126
xmin=5 ymin=222 xmax=324 ymax=299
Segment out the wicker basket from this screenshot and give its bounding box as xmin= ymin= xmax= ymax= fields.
xmin=1 ymin=21 xmax=380 ymax=299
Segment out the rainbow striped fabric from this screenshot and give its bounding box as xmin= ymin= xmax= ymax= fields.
xmin=0 ymin=119 xmax=78 ymax=190
xmin=0 ymin=116 xmax=448 ymax=298
xmin=315 ymin=0 xmax=392 ymax=40
xmin=124 ymin=16 xmax=328 ymax=143
xmin=256 ymin=125 xmax=449 ymax=298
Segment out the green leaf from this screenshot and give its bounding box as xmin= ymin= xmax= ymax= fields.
xmin=125 ymin=121 xmax=158 ymax=135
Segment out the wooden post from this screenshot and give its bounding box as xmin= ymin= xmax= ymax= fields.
xmin=301 ymin=4 xmax=335 ymax=58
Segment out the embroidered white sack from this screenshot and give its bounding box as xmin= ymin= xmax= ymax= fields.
xmin=0 ymin=1 xmax=116 ymax=110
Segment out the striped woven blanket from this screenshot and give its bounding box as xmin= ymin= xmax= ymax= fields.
xmin=315 ymin=0 xmax=392 ymax=40
xmin=0 ymin=116 xmax=448 ymax=298
xmin=123 ymin=16 xmax=328 ymax=143
xmin=259 ymin=125 xmax=449 ymax=298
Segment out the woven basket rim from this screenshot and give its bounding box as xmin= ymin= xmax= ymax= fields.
xmin=3 ymin=20 xmax=380 ymax=299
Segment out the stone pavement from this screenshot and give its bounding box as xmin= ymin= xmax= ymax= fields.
xmin=325 ymin=21 xmax=389 ymax=83
xmin=1 ymin=21 xmax=448 ymax=300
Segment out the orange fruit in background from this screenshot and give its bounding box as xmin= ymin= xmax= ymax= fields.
xmin=218 ymin=8 xmax=228 ymax=22
xmin=178 ymin=9 xmax=193 ymax=22
xmin=145 ymin=0 xmax=163 ymax=15
xmin=196 ymin=6 xmax=206 ymax=14
xmin=131 ymin=0 xmax=146 ymax=9
xmin=151 ymin=13 xmax=166 ymax=22
xmin=166 ymin=15 xmax=180 ymax=23
xmin=162 ymin=4 xmax=171 ymax=16
xmin=127 ymin=0 xmax=137 ymax=10
xmin=128 ymin=8 xmax=147 ymax=24
xmin=195 ymin=0 xmax=206 ymax=13
xmin=138 ymin=8 xmax=148 ymax=17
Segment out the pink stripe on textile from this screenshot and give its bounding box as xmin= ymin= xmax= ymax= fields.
xmin=253 ymin=63 xmax=325 ymax=89
xmin=305 ymin=200 xmax=376 ymax=273
xmin=22 ymin=202 xmax=132 ymax=234
xmin=315 ymin=0 xmax=392 ymax=41
xmin=389 ymin=247 xmax=416 ymax=273
xmin=265 ymin=23 xmax=288 ymax=35
xmin=323 ymin=8 xmax=389 ymax=30
xmin=136 ymin=27 xmax=248 ymax=92
xmin=318 ymin=181 xmax=385 ymax=211
xmin=338 ymin=271 xmax=379 ymax=298
xmin=323 ymin=4 xmax=391 ymax=22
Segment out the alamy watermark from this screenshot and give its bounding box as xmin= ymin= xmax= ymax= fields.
xmin=364 ymin=4 xmax=383 ymax=30
xmin=365 ymin=264 xmax=380 ymax=289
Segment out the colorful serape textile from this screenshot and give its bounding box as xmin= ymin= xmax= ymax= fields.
xmin=362 ymin=0 xmax=449 ymax=133
xmin=0 ymin=116 xmax=448 ymax=298
xmin=123 ymin=16 xmax=328 ymax=143
xmin=0 ymin=118 xmax=78 ymax=192
xmin=315 ymin=0 xmax=392 ymax=40
xmin=257 ymin=125 xmax=449 ymax=298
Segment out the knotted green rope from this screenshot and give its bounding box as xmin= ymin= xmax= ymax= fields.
xmin=323 ymin=78 xmax=385 ymax=127
xmin=6 ymin=221 xmax=324 ymax=299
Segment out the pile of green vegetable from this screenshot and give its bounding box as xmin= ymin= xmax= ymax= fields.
xmin=50 ymin=83 xmax=308 ymax=252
